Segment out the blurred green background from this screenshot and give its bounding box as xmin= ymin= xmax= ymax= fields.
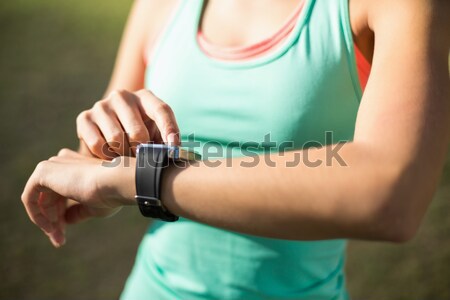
xmin=1 ymin=1 xmax=449 ymax=299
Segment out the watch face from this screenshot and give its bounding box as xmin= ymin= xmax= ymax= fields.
xmin=137 ymin=144 xmax=201 ymax=161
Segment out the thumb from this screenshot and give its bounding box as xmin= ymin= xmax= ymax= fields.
xmin=64 ymin=203 xmax=95 ymax=224
xmin=64 ymin=204 xmax=121 ymax=224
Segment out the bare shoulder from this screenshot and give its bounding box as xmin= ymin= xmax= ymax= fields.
xmin=144 ymin=0 xmax=181 ymax=23
xmin=138 ymin=0 xmax=181 ymax=43
xmin=367 ymin=0 xmax=450 ymax=46
xmin=367 ymin=0 xmax=450 ymax=18
xmin=105 ymin=0 xmax=181 ymax=92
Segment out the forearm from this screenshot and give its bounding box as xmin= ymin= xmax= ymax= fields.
xmin=161 ymin=142 xmax=413 ymax=242
xmin=157 ymin=3 xmax=450 ymax=242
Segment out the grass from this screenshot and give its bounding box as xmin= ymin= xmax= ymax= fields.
xmin=0 ymin=1 xmax=449 ymax=299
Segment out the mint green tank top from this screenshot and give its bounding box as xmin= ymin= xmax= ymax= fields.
xmin=121 ymin=0 xmax=361 ymax=299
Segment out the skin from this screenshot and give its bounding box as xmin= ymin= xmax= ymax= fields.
xmin=21 ymin=0 xmax=450 ymax=247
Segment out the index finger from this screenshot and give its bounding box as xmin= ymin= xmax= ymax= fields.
xmin=134 ymin=89 xmax=181 ymax=146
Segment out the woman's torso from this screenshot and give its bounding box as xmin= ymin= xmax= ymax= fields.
xmin=121 ymin=0 xmax=372 ymax=299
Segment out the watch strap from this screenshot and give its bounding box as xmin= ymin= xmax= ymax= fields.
xmin=135 ymin=145 xmax=179 ymax=222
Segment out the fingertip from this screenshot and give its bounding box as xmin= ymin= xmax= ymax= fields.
xmin=49 ymin=235 xmax=60 ymax=248
xmin=50 ymin=229 xmax=66 ymax=248
xmin=59 ymin=236 xmax=66 ymax=247
xmin=167 ymin=133 xmax=180 ymax=146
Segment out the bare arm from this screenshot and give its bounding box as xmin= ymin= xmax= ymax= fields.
xmin=22 ymin=0 xmax=450 ymax=247
xmin=41 ymin=0 xmax=180 ymax=243
xmin=159 ymin=0 xmax=450 ymax=242
xmin=78 ymin=0 xmax=180 ymax=156
xmin=105 ymin=0 xmax=179 ymax=95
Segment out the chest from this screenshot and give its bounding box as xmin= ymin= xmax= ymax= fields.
xmin=201 ymin=0 xmax=373 ymax=63
xmin=146 ymin=0 xmax=363 ymax=150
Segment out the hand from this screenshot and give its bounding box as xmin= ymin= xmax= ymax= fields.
xmin=76 ymin=89 xmax=180 ymax=159
xmin=21 ymin=149 xmax=136 ymax=247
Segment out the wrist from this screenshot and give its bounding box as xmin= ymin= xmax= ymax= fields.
xmin=133 ymin=144 xmax=200 ymax=221
xmin=160 ymin=163 xmax=177 ymax=212
xmin=161 ymin=159 xmax=196 ymax=217
xmin=103 ymin=156 xmax=137 ymax=207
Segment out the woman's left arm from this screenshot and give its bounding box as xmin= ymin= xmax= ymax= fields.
xmin=159 ymin=0 xmax=450 ymax=242
xmin=22 ymin=0 xmax=450 ymax=245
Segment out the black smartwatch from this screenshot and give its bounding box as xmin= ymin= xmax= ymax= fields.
xmin=135 ymin=144 xmax=200 ymax=222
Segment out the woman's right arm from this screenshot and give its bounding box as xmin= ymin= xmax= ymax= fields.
xmin=48 ymin=0 xmax=182 ymax=240
xmin=78 ymin=0 xmax=181 ymax=157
